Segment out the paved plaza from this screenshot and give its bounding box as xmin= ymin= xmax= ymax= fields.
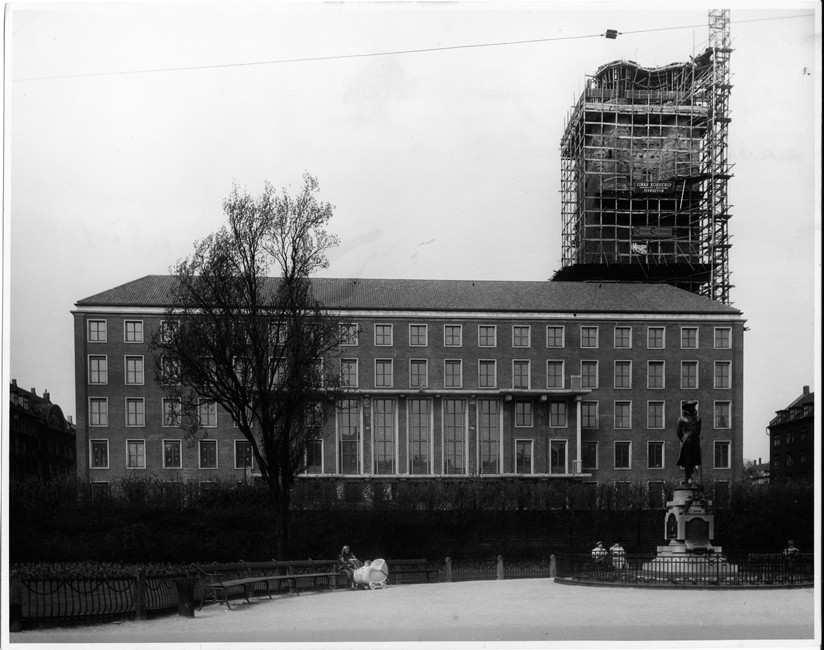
xmin=10 ymin=578 xmax=818 ymax=648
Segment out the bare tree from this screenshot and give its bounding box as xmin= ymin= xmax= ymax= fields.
xmin=150 ymin=174 xmax=345 ymax=558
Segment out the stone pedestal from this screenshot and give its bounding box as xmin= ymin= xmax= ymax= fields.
xmin=641 ymin=483 xmax=738 ymax=581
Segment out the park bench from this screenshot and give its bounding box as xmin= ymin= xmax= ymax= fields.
xmin=387 ymin=559 xmax=441 ymax=583
xmin=195 ymin=560 xmax=339 ymax=610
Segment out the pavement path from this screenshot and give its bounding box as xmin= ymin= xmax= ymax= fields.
xmin=10 ymin=578 xmax=818 ymax=647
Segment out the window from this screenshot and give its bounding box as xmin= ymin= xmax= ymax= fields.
xmin=162 ymin=398 xmax=181 ymax=427
xmin=648 ymin=441 xmax=664 ymax=469
xmin=159 ymin=320 xmax=179 ymax=343
xmin=125 ymin=398 xmax=145 ymax=427
xmin=374 ymin=324 xmax=393 ymax=346
xmin=444 ymin=360 xmax=463 ymax=388
xmin=305 ymin=440 xmax=323 ymax=474
xmin=409 ymin=360 xmax=428 ymax=388
xmin=89 ymin=398 xmax=108 ymax=427
xmin=614 ymin=326 xmax=632 ymax=349
xmin=163 ymin=440 xmax=182 ymax=469
xmin=550 ymin=440 xmax=568 ymax=474
xmin=160 ymin=356 xmax=180 ymax=385
xmin=340 ymin=359 xmax=358 ymax=388
xmin=443 ymin=399 xmax=466 ymax=474
xmin=408 ymin=399 xmax=431 ymax=474
xmin=375 ymin=359 xmax=393 ymax=388
xmin=515 ymin=440 xmax=533 ymax=474
xmin=714 ymin=361 xmax=731 ymax=389
xmin=785 ymin=454 xmax=794 ymax=467
xmin=88 ymin=320 xmax=107 ymax=342
xmin=515 ymin=400 xmax=533 ymax=427
xmin=340 ymin=323 xmax=358 ymax=346
xmin=647 ymin=361 xmax=665 ymax=389
xmin=478 ymin=360 xmax=497 ymax=388
xmin=614 ymin=361 xmax=632 ymax=389
xmin=714 ymin=327 xmax=732 ymax=349
xmin=444 ymin=324 xmax=462 ymax=347
xmin=647 ymin=327 xmax=665 ymax=349
xmin=235 ymin=440 xmax=252 ymax=469
xmin=648 ymin=481 xmax=666 ymax=509
xmin=125 ymin=356 xmax=144 ymax=385
xmin=714 ymin=401 xmax=731 ymax=429
xmin=800 ymin=449 xmax=807 ymax=465
xmin=512 ymin=325 xmax=531 ymax=348
xmin=124 ymin=320 xmax=144 ymax=343
xmin=126 ymin=440 xmax=146 ymax=469
xmin=513 ymin=360 xmax=530 ymax=389
xmin=581 ymin=401 xmax=598 ymax=429
xmin=580 ymin=326 xmax=598 ymax=348
xmin=546 ymin=325 xmax=565 ymax=348
xmin=546 ymin=360 xmax=564 ymax=389
xmin=90 ymin=440 xmax=109 ymax=469
xmin=581 ymin=361 xmax=598 ymax=389
xmin=198 ymin=400 xmax=217 ymax=428
xmin=478 ymin=399 xmax=500 ymax=474
xmin=409 ymin=324 xmax=428 ymax=347
xmin=713 ymin=441 xmax=731 ymax=469
xmin=614 ymin=401 xmax=632 ymax=429
xmin=681 ymin=327 xmax=698 ymax=349
xmin=549 ymin=402 xmax=567 ymax=428
xmin=373 ymin=399 xmax=396 ymax=474
xmin=681 ymin=361 xmax=699 ymax=389
xmin=581 ymin=441 xmax=598 ymax=471
xmin=199 ymin=439 xmax=218 ymax=469
xmin=614 ymin=441 xmax=631 ymax=469
xmin=647 ymin=401 xmax=665 ymax=429
xmin=89 ymin=355 xmax=108 ymax=384
xmin=478 ymin=325 xmax=497 ymax=347
xmin=339 ymin=399 xmax=361 ymax=474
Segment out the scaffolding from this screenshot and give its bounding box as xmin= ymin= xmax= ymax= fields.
xmin=555 ymin=10 xmax=733 ymax=304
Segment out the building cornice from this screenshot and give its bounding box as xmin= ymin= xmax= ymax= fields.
xmin=72 ymin=305 xmax=747 ymax=323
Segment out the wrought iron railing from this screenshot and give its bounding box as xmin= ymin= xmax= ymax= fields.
xmin=555 ymin=552 xmax=813 ymax=586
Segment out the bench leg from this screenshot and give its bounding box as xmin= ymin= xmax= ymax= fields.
xmin=222 ymin=588 xmax=233 ymax=611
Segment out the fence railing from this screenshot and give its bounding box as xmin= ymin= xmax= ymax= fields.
xmin=554 ymin=552 xmax=814 ymax=586
xmin=10 ymin=553 xmax=812 ymax=629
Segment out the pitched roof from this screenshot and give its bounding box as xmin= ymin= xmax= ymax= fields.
xmin=75 ymin=274 xmax=742 ymax=315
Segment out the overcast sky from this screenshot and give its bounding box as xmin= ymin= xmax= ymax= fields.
xmin=3 ymin=1 xmax=820 ymax=464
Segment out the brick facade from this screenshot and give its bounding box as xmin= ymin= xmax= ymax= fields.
xmin=73 ymin=276 xmax=745 ymax=487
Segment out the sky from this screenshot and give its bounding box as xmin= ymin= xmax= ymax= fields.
xmin=3 ymin=0 xmax=821 ymax=466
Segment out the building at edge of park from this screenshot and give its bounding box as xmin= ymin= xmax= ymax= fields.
xmin=72 ymin=275 xmax=745 ymax=488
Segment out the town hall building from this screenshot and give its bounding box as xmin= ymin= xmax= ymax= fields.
xmin=73 ymin=275 xmax=744 ymax=490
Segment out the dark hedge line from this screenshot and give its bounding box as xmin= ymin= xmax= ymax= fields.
xmin=9 ymin=476 xmax=813 ymax=563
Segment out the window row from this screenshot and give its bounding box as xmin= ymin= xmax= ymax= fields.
xmin=89 ymin=438 xmax=253 ymax=470
xmin=87 ymin=396 xmax=734 ymax=431
xmin=88 ymin=398 xmax=219 ymax=428
xmin=340 ymin=358 xmax=733 ymax=391
xmin=339 ymin=323 xmax=733 ymax=350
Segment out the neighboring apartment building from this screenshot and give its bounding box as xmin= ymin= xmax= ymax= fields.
xmin=73 ymin=275 xmax=745 ymax=489
xmin=9 ymin=379 xmax=77 ymax=481
xmin=767 ymin=386 xmax=814 ymax=482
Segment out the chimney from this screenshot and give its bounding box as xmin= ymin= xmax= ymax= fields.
xmin=11 ymin=378 xmax=17 ymax=388
xmin=803 ymin=385 xmax=809 ymax=395
xmin=30 ymin=387 xmax=37 ymax=396
xmin=44 ymin=390 xmax=51 ymax=403
xmin=68 ymin=416 xmax=73 ymax=424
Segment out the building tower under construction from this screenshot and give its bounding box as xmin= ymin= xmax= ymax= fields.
xmin=553 ymin=10 xmax=733 ymax=304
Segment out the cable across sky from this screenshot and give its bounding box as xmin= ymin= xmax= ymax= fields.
xmin=12 ymin=13 xmax=812 ymax=83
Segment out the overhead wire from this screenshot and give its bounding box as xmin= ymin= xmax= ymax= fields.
xmin=13 ymin=12 xmax=812 ymax=83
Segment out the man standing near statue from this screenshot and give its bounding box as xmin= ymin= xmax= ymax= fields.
xmin=676 ymin=400 xmax=702 ymax=484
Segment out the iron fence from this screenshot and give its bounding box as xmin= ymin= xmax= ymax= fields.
xmin=555 ymin=552 xmax=814 ymax=586
xmin=12 ymin=552 xmax=812 ymax=629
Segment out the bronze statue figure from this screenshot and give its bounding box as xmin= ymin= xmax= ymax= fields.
xmin=676 ymin=400 xmax=701 ymax=484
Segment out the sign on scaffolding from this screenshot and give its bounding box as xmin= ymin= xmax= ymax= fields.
xmin=632 ymin=226 xmax=674 ymax=238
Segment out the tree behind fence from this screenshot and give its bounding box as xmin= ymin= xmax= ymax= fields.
xmin=9 ymin=476 xmax=814 ymax=563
